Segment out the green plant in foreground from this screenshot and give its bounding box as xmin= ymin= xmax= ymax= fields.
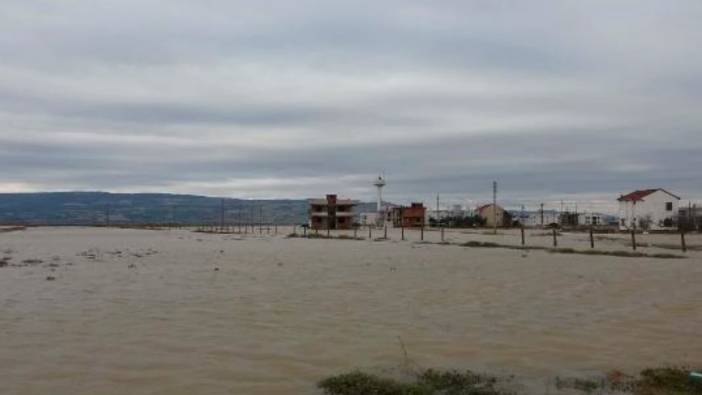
xmin=318 ymin=369 xmax=509 ymax=395
xmin=555 ymin=376 xmax=603 ymax=393
xmin=634 ymin=367 xmax=702 ymax=394
xmin=320 ymin=367 xmax=702 ymax=395
xmin=556 ymin=367 xmax=702 ymax=395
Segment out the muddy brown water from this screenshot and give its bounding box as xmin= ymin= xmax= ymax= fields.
xmin=1 ymin=227 xmax=700 ymax=394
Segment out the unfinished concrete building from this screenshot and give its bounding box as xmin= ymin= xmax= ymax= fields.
xmin=308 ymin=194 xmax=358 ymax=230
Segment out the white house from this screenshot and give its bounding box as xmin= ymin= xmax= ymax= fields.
xmin=578 ymin=212 xmax=611 ymax=226
xmin=359 ymin=212 xmax=379 ymax=226
xmin=360 ymin=202 xmax=400 ymax=227
xmin=510 ymin=210 xmax=560 ymax=227
xmin=617 ymin=189 xmax=680 ymax=231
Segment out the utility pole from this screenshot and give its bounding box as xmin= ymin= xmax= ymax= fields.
xmin=493 ymin=181 xmax=497 ymax=234
xmin=560 ymin=200 xmax=565 ymax=227
xmin=540 ymin=203 xmax=544 ymax=227
xmin=436 ymin=194 xmax=440 ymax=227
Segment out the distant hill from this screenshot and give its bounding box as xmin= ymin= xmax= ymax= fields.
xmin=0 ymin=192 xmax=377 ymax=226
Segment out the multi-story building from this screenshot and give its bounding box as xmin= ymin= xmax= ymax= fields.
xmin=618 ymin=188 xmax=680 ymax=231
xmin=308 ymin=194 xmax=358 ymax=230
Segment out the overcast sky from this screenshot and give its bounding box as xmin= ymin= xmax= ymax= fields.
xmin=1 ymin=1 xmax=700 ymax=212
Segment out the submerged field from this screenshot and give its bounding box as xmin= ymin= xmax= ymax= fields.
xmin=0 ymin=227 xmax=700 ymax=394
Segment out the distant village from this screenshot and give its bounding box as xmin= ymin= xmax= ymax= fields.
xmin=308 ymin=176 xmax=701 ymax=233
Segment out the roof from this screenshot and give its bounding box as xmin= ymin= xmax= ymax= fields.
xmin=617 ymin=188 xmax=680 ymax=202
xmin=308 ymin=198 xmax=359 ymax=205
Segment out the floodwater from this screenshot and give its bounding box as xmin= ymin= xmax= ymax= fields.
xmin=1 ymin=227 xmax=701 ymax=394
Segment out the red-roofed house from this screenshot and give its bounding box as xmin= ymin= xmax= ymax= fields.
xmin=617 ymin=189 xmax=680 ymax=231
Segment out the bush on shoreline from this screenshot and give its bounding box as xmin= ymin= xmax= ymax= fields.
xmin=319 ymin=369 xmax=507 ymax=395
xmin=319 ymin=367 xmax=702 ymax=395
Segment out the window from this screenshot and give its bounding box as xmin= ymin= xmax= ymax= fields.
xmin=666 ymin=202 xmax=673 ymax=211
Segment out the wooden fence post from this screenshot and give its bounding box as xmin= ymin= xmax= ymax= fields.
xmin=521 ymin=226 xmax=525 ymax=246
xmin=681 ymin=230 xmax=687 ymax=253
xmin=589 ymin=226 xmax=595 ymax=249
xmin=631 ymin=223 xmax=637 ymax=251
xmin=384 ymin=225 xmax=387 ymax=239
xmin=421 ymin=224 xmax=424 ymax=241
xmin=552 ymin=228 xmax=558 ymax=248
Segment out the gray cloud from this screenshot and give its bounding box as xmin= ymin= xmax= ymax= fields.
xmin=1 ymin=0 xmax=701 ymax=212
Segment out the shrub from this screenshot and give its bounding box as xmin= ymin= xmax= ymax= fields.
xmin=462 ymin=241 xmax=501 ymax=248
xmin=318 ymin=369 xmax=508 ymax=395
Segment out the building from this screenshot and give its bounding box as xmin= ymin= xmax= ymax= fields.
xmin=361 ymin=202 xmax=399 ymax=227
xmin=476 ymin=203 xmax=509 ymax=227
xmin=425 ymin=209 xmax=452 ymax=224
xmin=577 ymin=212 xmax=615 ymax=227
xmin=359 ymin=212 xmax=380 ymax=226
xmin=308 ymin=194 xmax=359 ymax=230
xmin=617 ymin=189 xmax=680 ymax=231
xmin=511 ymin=210 xmax=559 ymax=228
xmin=391 ymin=203 xmax=426 ymax=228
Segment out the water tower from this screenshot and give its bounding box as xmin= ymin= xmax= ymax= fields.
xmin=373 ymin=175 xmax=386 ymax=212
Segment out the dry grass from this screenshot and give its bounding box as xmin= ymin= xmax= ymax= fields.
xmin=286 ymin=233 xmax=364 ymax=241
xmin=458 ymin=241 xmax=685 ymax=259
